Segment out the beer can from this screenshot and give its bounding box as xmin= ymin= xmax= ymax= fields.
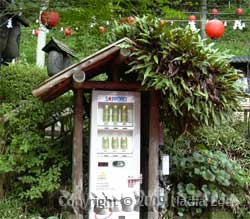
xmin=121 ymin=105 xmax=128 ymax=124
xmin=120 ymin=137 xmax=128 ymax=150
xmin=112 ymin=105 xmax=119 ymax=124
xmin=102 ymin=137 xmax=109 ymax=150
xmin=112 ymin=136 xmax=119 ymax=150
xmin=103 ymin=104 xmax=110 ymax=123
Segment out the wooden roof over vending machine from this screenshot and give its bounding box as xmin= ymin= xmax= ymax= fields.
xmin=32 ymin=37 xmax=144 ymax=102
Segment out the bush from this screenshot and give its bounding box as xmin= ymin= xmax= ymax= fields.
xmin=163 ymin=122 xmax=250 ymax=218
xmin=0 ymin=64 xmax=72 ymax=202
xmin=171 ymin=150 xmax=250 ymax=218
xmin=0 ymin=196 xmax=64 ymax=219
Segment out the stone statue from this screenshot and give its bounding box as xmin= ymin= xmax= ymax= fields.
xmin=0 ymin=0 xmax=29 ymax=66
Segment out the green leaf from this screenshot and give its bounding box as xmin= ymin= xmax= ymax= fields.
xmin=202 ymin=170 xmax=215 ymax=182
xmin=153 ymin=55 xmax=159 ymax=64
xmin=193 ymin=152 xmax=205 ymax=163
xmin=185 ymin=183 xmax=196 ymax=196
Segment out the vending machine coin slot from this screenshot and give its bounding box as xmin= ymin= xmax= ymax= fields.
xmin=113 ymin=161 xmax=125 ymax=167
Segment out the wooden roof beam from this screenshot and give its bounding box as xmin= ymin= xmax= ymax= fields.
xmin=32 ymin=46 xmax=120 ymax=100
xmin=73 ymin=81 xmax=144 ymax=91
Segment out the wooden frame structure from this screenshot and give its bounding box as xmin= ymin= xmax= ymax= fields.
xmin=33 ymin=38 xmax=161 ymax=219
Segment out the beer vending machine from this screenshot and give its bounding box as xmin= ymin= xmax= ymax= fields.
xmin=89 ymin=90 xmax=141 ymax=219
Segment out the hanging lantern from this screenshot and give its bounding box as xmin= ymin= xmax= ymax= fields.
xmin=33 ymin=29 xmax=39 ymax=37
xmin=205 ymin=19 xmax=225 ymax=39
xmin=64 ymin=28 xmax=72 ymax=36
xmin=120 ymin=18 xmax=126 ymax=25
xmin=99 ymin=26 xmax=106 ymax=33
xmin=41 ymin=10 xmax=60 ymax=29
xmin=160 ymin=19 xmax=166 ymax=25
xmin=188 ymin=15 xmax=197 ymax=31
xmin=211 ymin=8 xmax=219 ymax=16
xmin=236 ymin=8 xmax=244 ymax=16
xmin=189 ymin=15 xmax=196 ymax=22
xmin=127 ymin=16 xmax=135 ymax=25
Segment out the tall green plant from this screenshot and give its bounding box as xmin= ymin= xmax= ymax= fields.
xmin=0 ymin=64 xmax=71 ymax=201
xmin=109 ymin=16 xmax=243 ymax=135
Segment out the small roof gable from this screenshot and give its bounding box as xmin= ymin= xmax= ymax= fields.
xmin=230 ymin=56 xmax=250 ymax=64
xmin=32 ymin=37 xmax=132 ymax=102
xmin=42 ymin=37 xmax=75 ymax=57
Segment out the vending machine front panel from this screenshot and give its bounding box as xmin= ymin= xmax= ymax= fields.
xmin=89 ymin=90 xmax=141 ymax=219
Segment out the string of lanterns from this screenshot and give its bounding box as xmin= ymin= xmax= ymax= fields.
xmin=30 ymin=7 xmax=249 ymax=39
xmin=188 ymin=7 xmax=246 ymax=38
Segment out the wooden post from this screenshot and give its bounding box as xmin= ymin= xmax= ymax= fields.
xmin=147 ymin=91 xmax=160 ymax=219
xmin=72 ymin=89 xmax=84 ymax=219
xmin=0 ymin=175 xmax=3 ymax=199
xmin=141 ymin=92 xmax=150 ymax=218
xmin=36 ymin=0 xmax=49 ymax=67
xmin=200 ymin=0 xmax=207 ymax=39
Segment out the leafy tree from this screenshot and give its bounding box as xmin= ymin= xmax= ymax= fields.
xmin=0 ymin=64 xmax=72 ymax=202
xmin=109 ymin=16 xmax=243 ymax=135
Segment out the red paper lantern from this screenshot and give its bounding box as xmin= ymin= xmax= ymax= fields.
xmin=160 ymin=19 xmax=166 ymax=25
xmin=236 ymin=8 xmax=244 ymax=16
xmin=120 ymin=18 xmax=126 ymax=25
xmin=34 ymin=29 xmax=39 ymax=37
xmin=127 ymin=16 xmax=135 ymax=25
xmin=211 ymin=8 xmax=219 ymax=16
xmin=64 ymin=28 xmax=72 ymax=36
xmin=205 ymin=19 xmax=225 ymax=39
xmin=99 ymin=26 xmax=106 ymax=33
xmin=189 ymin=15 xmax=196 ymax=22
xmin=41 ymin=11 xmax=60 ymax=29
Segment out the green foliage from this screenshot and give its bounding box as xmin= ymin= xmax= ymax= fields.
xmin=163 ymin=121 xmax=250 ymax=218
xmin=13 ymin=0 xmax=186 ymax=65
xmin=0 ymin=197 xmax=30 ymax=219
xmin=0 ymin=64 xmax=72 ymax=201
xmin=0 ymin=196 xmax=64 ymax=219
xmin=171 ymin=150 xmax=250 ymax=218
xmin=165 ymin=120 xmax=250 ymax=170
xmin=109 ymin=15 xmax=243 ymax=135
xmin=0 ymin=64 xmax=46 ymax=102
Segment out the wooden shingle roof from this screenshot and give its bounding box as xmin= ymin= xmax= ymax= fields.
xmin=230 ymin=56 xmax=250 ymax=64
xmin=42 ymin=37 xmax=75 ymax=57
